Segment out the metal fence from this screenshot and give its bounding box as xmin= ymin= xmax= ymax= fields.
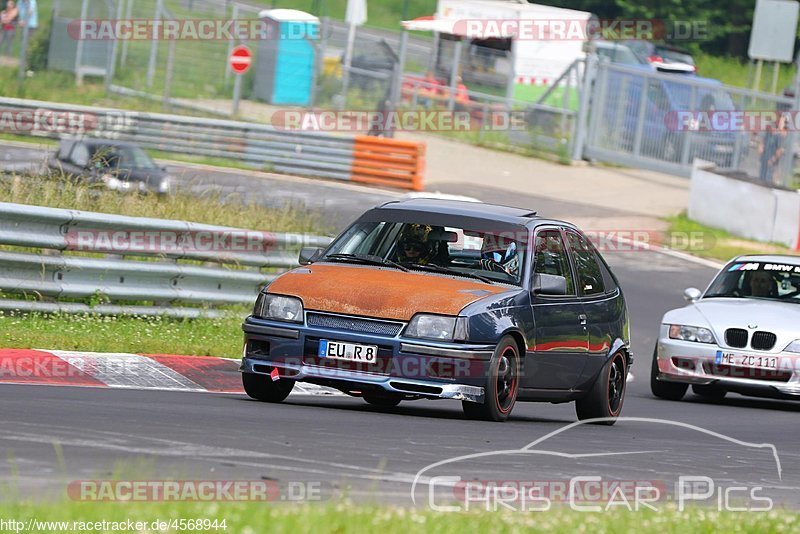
xmin=38 ymin=2 xmax=800 ymax=188
xmin=583 ymin=61 xmax=798 ymax=186
xmin=44 ymin=0 xmax=577 ymax=156
xmin=0 ymin=201 xmax=332 ymax=317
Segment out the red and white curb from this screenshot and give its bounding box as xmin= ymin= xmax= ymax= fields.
xmin=0 ymin=349 xmax=340 ymax=396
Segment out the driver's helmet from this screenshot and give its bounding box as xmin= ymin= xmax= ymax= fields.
xmin=480 ymin=233 xmax=519 ymax=277
xmin=397 ymin=223 xmax=435 ymax=264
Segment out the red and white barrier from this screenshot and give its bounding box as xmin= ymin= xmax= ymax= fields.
xmin=0 ymin=349 xmax=339 ymax=396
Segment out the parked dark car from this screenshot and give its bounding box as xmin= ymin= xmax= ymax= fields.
xmin=240 ymin=199 xmax=632 ymax=423
xmin=46 ymin=139 xmax=172 ymax=195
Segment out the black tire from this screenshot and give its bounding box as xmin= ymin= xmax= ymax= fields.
xmin=650 ymin=347 xmax=688 ymax=401
xmin=575 ymin=351 xmax=627 ymax=425
xmin=692 ymin=384 xmax=727 ymax=400
xmin=242 ymin=371 xmax=294 ymax=402
xmin=363 ymin=392 xmax=403 ymax=407
xmin=462 ymin=335 xmax=520 ymax=422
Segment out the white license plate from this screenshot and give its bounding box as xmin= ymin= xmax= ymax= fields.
xmin=318 ymin=340 xmax=378 ymax=363
xmin=715 ymin=351 xmax=778 ymax=370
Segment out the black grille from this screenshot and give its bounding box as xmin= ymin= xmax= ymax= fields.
xmin=725 ymin=328 xmax=748 ymax=348
xmin=306 ymin=313 xmax=403 ymax=337
xmin=751 ymin=331 xmax=777 ymax=351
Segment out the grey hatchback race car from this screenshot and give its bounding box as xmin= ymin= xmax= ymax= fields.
xmin=241 ymin=199 xmax=632 ymax=423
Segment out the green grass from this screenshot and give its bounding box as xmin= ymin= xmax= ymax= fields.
xmin=267 ymin=0 xmax=437 ymax=30
xmin=694 ymin=53 xmax=796 ymax=93
xmin=665 ymin=213 xmax=792 ymax=263
xmin=0 ymin=500 xmax=796 ymax=533
xmin=0 ymin=172 xmax=325 ymax=233
xmin=0 ymin=173 xmax=326 ymax=342
xmin=0 ymin=311 xmax=244 ymax=358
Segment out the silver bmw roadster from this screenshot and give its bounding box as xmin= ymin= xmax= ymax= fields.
xmin=651 ymin=254 xmax=800 ymax=401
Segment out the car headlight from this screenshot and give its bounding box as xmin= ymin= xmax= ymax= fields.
xmin=102 ymin=174 xmax=120 ymax=190
xmin=668 ymin=324 xmax=715 ymax=344
xmin=254 ymin=293 xmax=303 ymax=323
xmin=784 ymin=340 xmax=800 ymax=353
xmin=405 ymin=314 xmax=468 ymax=342
xmin=158 ymin=177 xmax=171 ymax=193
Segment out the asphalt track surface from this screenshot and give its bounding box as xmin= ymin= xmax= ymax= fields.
xmin=2 ymin=142 xmax=799 ymax=508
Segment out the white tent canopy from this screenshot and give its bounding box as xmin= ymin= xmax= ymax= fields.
xmin=401 ymin=16 xmax=516 ymax=39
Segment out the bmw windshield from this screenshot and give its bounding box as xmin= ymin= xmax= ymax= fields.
xmin=704 ymin=261 xmax=800 ymax=303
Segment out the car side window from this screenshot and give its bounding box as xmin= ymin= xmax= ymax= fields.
xmin=533 ymin=230 xmax=575 ymax=296
xmin=70 ymin=143 xmax=90 ymax=167
xmin=566 ymin=231 xmax=605 ymax=296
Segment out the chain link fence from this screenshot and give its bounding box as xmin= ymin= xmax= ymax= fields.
xmin=39 ymin=2 xmax=800 ymax=189
xmin=584 ymin=61 xmax=798 ymax=188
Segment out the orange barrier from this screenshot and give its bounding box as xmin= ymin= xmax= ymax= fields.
xmin=351 ymin=136 xmax=425 ymax=191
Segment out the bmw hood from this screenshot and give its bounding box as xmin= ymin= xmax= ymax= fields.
xmin=664 ymin=298 xmax=800 ymax=350
xmin=266 ymin=263 xmax=515 ymax=321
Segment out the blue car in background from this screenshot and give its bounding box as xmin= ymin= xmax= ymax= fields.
xmin=602 ymin=65 xmax=745 ymax=168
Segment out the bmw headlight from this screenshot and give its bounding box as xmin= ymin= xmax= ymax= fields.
xmin=405 ymin=314 xmax=468 ymax=342
xmin=158 ymin=177 xmax=172 ymax=193
xmin=784 ymin=340 xmax=800 ymax=353
xmin=668 ymin=324 xmax=715 ymax=344
xmin=254 ymin=293 xmax=304 ymax=323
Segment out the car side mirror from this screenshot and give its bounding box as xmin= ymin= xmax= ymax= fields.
xmin=683 ymin=287 xmax=702 ymax=302
xmin=532 ymin=273 xmax=567 ymax=296
xmin=299 ymin=247 xmax=323 ymax=265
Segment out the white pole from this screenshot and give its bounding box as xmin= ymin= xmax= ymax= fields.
xmin=339 ymin=21 xmax=357 ymax=109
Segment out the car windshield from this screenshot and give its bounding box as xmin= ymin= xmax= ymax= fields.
xmin=322 ymin=220 xmax=527 ymax=286
xmin=596 ymin=44 xmax=642 ymax=65
xmin=664 ymin=82 xmax=736 ymax=111
xmin=704 ymin=261 xmax=800 ymax=303
xmin=117 ymin=146 xmax=158 ymax=170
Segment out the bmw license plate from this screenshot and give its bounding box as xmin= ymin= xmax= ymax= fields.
xmin=715 ymin=351 xmax=778 ymax=370
xmin=318 ymin=340 xmax=378 ymax=364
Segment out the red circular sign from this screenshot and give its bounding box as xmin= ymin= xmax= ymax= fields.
xmin=229 ymin=45 xmax=253 ymax=75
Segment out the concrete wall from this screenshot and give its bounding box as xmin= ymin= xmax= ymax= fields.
xmin=688 ymin=159 xmax=800 ymax=250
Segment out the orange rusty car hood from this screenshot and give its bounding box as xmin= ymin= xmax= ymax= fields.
xmin=267 ymin=264 xmax=512 ymax=321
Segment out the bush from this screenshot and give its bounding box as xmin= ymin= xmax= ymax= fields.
xmin=26 ymin=13 xmax=51 ymax=71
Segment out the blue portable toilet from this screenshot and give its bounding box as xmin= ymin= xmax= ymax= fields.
xmin=254 ymin=9 xmax=319 ymax=106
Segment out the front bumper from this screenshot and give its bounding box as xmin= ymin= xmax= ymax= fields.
xmin=655 ymin=337 xmax=800 ymax=397
xmin=240 ymin=316 xmax=496 ymax=403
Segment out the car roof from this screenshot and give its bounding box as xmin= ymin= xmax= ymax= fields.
xmin=375 ymin=198 xmax=577 ymax=229
xmin=60 ymin=138 xmax=140 ymax=149
xmin=729 ymin=254 xmax=800 ymax=265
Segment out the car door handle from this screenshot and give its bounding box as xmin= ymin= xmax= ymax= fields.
xmin=578 ymin=314 xmax=587 ymax=325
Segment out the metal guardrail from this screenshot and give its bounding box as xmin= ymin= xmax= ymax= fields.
xmin=0 ymin=96 xmax=426 ymax=189
xmin=0 ymin=202 xmax=333 ymax=317
xmin=0 ymin=96 xmax=357 ymax=182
